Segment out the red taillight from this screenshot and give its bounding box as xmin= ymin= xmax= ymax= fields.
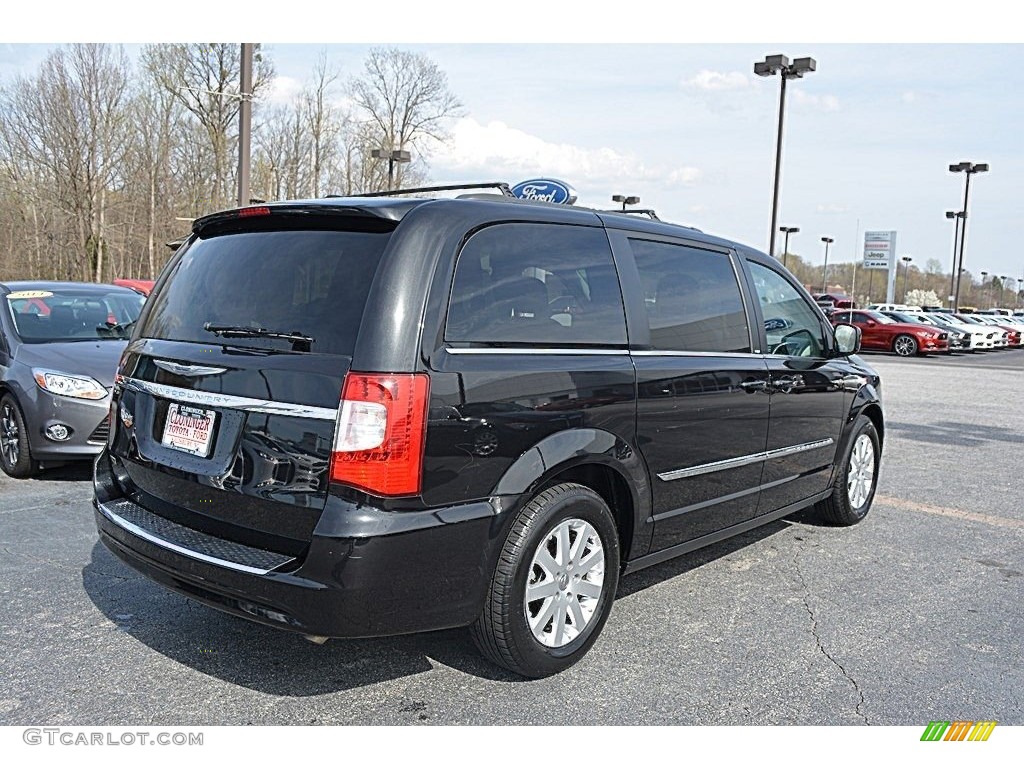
xmin=329 ymin=372 xmax=430 ymax=497
xmin=238 ymin=206 xmax=271 ymax=218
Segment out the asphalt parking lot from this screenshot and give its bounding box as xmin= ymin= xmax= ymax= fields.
xmin=2 ymin=350 xmax=1022 ymax=726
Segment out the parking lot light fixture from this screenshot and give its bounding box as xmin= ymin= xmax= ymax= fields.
xmin=949 ymin=162 xmax=989 ymax=311
xmin=1000 ymin=276 xmax=1010 ymax=308
xmin=820 ymin=236 xmax=834 ymax=293
xmin=371 ymin=148 xmax=412 ymax=191
xmin=980 ymin=271 xmax=989 ymax=308
xmin=945 ymin=210 xmax=964 ymax=306
xmin=779 ymin=226 xmax=799 ymax=267
xmin=755 ymin=53 xmax=816 ymax=257
xmin=612 ymin=194 xmax=640 ymax=212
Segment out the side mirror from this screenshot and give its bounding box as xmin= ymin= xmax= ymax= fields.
xmin=834 ymin=323 xmax=861 ymax=355
xmin=865 ymin=319 xmax=876 ymax=326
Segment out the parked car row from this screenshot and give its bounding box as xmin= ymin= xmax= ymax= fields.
xmin=829 ymin=307 xmax=1024 ymax=356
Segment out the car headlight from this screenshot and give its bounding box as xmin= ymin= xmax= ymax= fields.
xmin=32 ymin=369 xmax=107 ymax=400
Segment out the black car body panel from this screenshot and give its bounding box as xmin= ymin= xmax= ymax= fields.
xmin=93 ymin=194 xmax=884 ymax=644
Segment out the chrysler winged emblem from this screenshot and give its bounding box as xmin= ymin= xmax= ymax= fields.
xmin=153 ymin=360 xmax=227 ymax=377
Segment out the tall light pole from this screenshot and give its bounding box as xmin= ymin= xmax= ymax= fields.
xmin=236 ymin=43 xmax=254 ymax=207
xmin=945 ymin=210 xmax=964 ymax=307
xmin=999 ymin=276 xmax=1010 ymax=308
xmin=612 ymin=194 xmax=640 ymax=212
xmin=779 ymin=226 xmax=799 ymax=267
xmin=900 ymin=256 xmax=913 ymax=302
xmin=950 ymin=161 xmax=989 ymax=311
xmin=371 ymin=148 xmax=412 ymax=191
xmin=980 ymin=271 xmax=988 ymax=308
xmin=754 ymin=54 xmax=816 ymax=258
xmin=820 ymin=236 xmax=834 ymax=294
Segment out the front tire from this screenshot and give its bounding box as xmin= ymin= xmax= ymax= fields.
xmin=814 ymin=415 xmax=880 ymax=526
xmin=470 ymin=482 xmax=620 ymax=677
xmin=1 ymin=394 xmax=37 ymax=479
xmin=892 ymin=334 xmax=918 ymax=357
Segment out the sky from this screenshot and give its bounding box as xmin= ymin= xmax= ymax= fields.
xmin=2 ymin=3 xmax=1021 ymax=280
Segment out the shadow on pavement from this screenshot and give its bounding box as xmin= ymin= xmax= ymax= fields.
xmin=617 ymin=519 xmax=792 ymax=598
xmin=888 ymin=420 xmax=1024 ymax=447
xmin=82 ymin=508 xmax=818 ymax=692
xmin=33 ymin=463 xmax=93 ymax=482
xmin=82 ymin=541 xmax=525 ymax=693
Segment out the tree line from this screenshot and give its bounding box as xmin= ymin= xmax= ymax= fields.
xmin=0 ymin=44 xmax=462 ymax=283
xmin=781 ymin=250 xmax=1021 ymax=310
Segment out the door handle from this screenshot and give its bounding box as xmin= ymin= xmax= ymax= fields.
xmin=771 ymin=375 xmax=804 ymax=393
xmin=738 ymin=379 xmax=769 ymax=393
xmin=834 ymin=374 xmax=868 ymax=392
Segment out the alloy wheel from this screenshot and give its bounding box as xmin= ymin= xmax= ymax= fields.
xmin=847 ymin=433 xmax=875 ymax=509
xmin=894 ymin=335 xmax=917 ymax=356
xmin=1 ymin=404 xmax=20 ymax=468
xmin=524 ymin=518 xmax=605 ymax=648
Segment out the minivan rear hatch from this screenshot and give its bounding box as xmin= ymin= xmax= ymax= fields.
xmin=111 ymin=210 xmax=396 ymax=556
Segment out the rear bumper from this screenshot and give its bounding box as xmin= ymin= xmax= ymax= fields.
xmin=94 ymin=452 xmax=508 ymax=639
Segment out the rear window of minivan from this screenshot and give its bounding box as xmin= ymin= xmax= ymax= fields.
xmin=140 ymin=228 xmax=391 ymax=356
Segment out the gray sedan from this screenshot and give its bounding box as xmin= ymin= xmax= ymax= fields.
xmin=1 ymin=281 xmax=144 ymax=477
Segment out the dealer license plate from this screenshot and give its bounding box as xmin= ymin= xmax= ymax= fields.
xmin=161 ymin=403 xmax=216 ymax=457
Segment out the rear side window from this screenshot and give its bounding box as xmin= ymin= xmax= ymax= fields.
xmin=445 ymin=223 xmax=627 ymax=346
xmin=141 ymin=228 xmax=391 ymax=356
xmin=628 ymin=239 xmax=750 ymax=353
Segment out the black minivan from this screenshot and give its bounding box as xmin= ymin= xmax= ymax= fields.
xmin=94 ymin=187 xmax=883 ymax=677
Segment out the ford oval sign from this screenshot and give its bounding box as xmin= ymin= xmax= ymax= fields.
xmin=511 ymin=178 xmax=577 ymax=206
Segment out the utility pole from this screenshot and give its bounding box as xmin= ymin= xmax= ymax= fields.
xmin=236 ymin=43 xmax=254 ymax=207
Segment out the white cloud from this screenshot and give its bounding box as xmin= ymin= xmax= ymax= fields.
xmin=264 ymin=75 xmax=303 ymax=105
xmin=681 ymin=70 xmax=750 ymax=91
xmin=431 ymin=118 xmax=701 ymax=188
xmin=816 ymin=203 xmax=849 ymax=214
xmin=902 ymin=91 xmax=916 ymax=104
xmin=689 ymin=204 xmax=709 ymax=214
xmin=792 ymin=89 xmax=840 ymax=112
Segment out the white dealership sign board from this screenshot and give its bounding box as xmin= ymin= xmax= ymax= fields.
xmin=864 ymin=230 xmax=898 ymax=302
xmin=863 ymin=231 xmax=896 ymax=269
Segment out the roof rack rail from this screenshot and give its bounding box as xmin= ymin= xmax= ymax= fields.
xmin=334 ymin=182 xmax=515 ymax=199
xmin=600 ymin=208 xmax=662 ymax=221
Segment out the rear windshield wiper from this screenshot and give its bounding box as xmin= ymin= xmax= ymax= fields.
xmin=203 ymin=323 xmax=315 ymax=351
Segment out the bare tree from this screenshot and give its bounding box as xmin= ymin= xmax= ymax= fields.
xmin=142 ymin=43 xmax=274 ymax=211
xmin=304 ymin=53 xmax=343 ymax=198
xmin=350 ymin=47 xmax=462 ymax=190
xmin=0 ymin=44 xmax=133 ymax=281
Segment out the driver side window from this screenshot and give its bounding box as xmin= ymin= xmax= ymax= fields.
xmin=749 ymin=262 xmax=828 ymax=357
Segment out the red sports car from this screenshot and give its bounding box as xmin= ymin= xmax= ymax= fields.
xmin=112 ymin=278 xmax=155 ymax=296
xmin=831 ymin=309 xmax=949 ymax=356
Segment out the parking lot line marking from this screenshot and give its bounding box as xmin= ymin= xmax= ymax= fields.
xmin=875 ymin=494 xmax=1024 ymax=531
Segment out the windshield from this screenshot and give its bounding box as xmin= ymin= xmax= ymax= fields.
xmin=140 ymin=227 xmax=392 ymax=356
xmin=6 ymin=289 xmax=145 ymax=343
xmin=865 ymin=310 xmax=896 ymax=324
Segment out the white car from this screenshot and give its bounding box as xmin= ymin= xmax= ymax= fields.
xmin=954 ymin=314 xmax=1009 ymax=347
xmin=969 ymin=315 xmax=1024 ymax=347
xmin=923 ymin=313 xmax=994 ymax=350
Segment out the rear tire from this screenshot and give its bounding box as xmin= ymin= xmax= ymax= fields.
xmin=470 ymin=482 xmax=620 ymax=678
xmin=814 ymin=415 xmax=879 ymax=526
xmin=1 ymin=394 xmax=37 ymax=479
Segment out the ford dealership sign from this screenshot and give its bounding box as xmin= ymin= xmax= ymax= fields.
xmin=511 ymin=178 xmax=577 ymax=205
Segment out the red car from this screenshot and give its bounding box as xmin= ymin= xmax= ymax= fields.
xmin=831 ymin=309 xmax=949 ymax=357
xmin=112 ymin=278 xmax=155 ymax=296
